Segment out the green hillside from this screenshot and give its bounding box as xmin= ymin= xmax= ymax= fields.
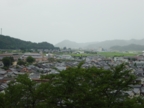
xmin=0 ymin=35 xmax=59 ymax=49
xmin=110 ymin=44 xmax=144 ymax=51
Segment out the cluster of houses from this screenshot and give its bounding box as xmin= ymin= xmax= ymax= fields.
xmin=1 ymin=52 xmax=144 ymax=97
xmin=0 ymin=53 xmax=47 ymax=62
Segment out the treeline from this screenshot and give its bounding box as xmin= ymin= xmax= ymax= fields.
xmin=0 ymin=63 xmax=144 ymax=108
xmin=0 ymin=35 xmax=59 ymax=49
xmin=2 ymin=56 xmax=35 ymax=70
xmin=110 ymin=44 xmax=144 ymax=51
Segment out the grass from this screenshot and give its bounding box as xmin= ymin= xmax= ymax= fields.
xmin=70 ymin=52 xmax=139 ymax=57
xmin=97 ymin=52 xmax=138 ymax=57
xmin=71 ymin=53 xmax=94 ymax=57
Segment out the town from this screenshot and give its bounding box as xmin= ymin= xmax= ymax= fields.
xmin=1 ymin=49 xmax=144 ymax=98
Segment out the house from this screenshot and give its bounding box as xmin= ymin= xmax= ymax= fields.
xmin=0 ymin=53 xmax=21 ymax=60
xmin=0 ymin=61 xmax=4 ymax=67
xmin=134 ymin=69 xmax=144 ymax=77
xmin=73 ymin=51 xmax=84 ymax=54
xmin=56 ymin=55 xmax=74 ymax=60
xmin=140 ymin=86 xmax=144 ymax=95
xmin=0 ymin=83 xmax=8 ymax=92
xmin=29 ymin=73 xmax=40 ymax=80
xmin=21 ymin=53 xmax=44 ymax=62
xmin=114 ymin=57 xmax=128 ymax=62
xmin=135 ymin=77 xmax=144 ymax=84
xmin=56 ymin=66 xmax=66 ymax=71
xmin=125 ymin=91 xmax=134 ymax=98
xmin=46 ymin=53 xmax=54 ymax=58
xmin=133 ymin=61 xmax=144 ymax=68
xmin=130 ymin=85 xmax=141 ymax=96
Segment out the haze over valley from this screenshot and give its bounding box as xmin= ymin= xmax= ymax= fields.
xmin=0 ymin=0 xmax=143 ymax=44
xmin=1 ymin=34 xmax=144 ymax=51
xmin=55 ymin=39 xmax=144 ymax=51
xmin=0 ymin=1 xmax=144 ymax=107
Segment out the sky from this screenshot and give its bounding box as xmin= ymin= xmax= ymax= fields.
xmin=0 ymin=0 xmax=144 ymax=44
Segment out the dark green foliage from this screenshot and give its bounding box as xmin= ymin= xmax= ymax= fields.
xmin=4 ymin=74 xmax=44 ymax=108
xmin=0 ymin=64 xmax=144 ymax=108
xmin=9 ymin=57 xmax=14 ymax=64
xmin=41 ymin=64 xmax=137 ymax=108
xmin=63 ymin=47 xmax=67 ymax=50
xmin=48 ymin=58 xmax=55 ymax=62
xmin=2 ymin=56 xmax=14 ymax=68
xmin=0 ymin=35 xmax=59 ymax=49
xmin=17 ymin=59 xmax=26 ymax=65
xmin=134 ymin=63 xmax=137 ymax=67
xmin=0 ymin=93 xmax=5 ymax=108
xmin=26 ymin=56 xmax=35 ymax=64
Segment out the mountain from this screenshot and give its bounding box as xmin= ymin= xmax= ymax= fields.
xmin=55 ymin=40 xmax=97 ymax=49
xmin=110 ymin=44 xmax=144 ymax=51
xmin=0 ymin=35 xmax=59 ymax=49
xmin=86 ymin=39 xmax=144 ymax=49
xmin=56 ymin=39 xmax=144 ymax=50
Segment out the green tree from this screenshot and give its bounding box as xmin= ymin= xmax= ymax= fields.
xmin=63 ymin=47 xmax=67 ymax=50
xmin=5 ymin=74 xmax=46 ymax=108
xmin=0 ymin=93 xmax=5 ymax=108
xmin=0 ymin=34 xmax=58 ymax=49
xmin=48 ymin=57 xmax=55 ymax=62
xmin=26 ymin=56 xmax=35 ymax=64
xmin=9 ymin=57 xmax=14 ymax=65
xmin=17 ymin=59 xmax=26 ymax=65
xmin=2 ymin=57 xmax=14 ymax=68
xmin=1 ymin=63 xmax=143 ymax=108
xmin=41 ymin=63 xmax=139 ymax=108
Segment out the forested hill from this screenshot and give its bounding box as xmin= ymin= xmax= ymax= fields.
xmin=0 ymin=35 xmax=59 ymax=49
xmin=110 ymin=44 xmax=144 ymax=51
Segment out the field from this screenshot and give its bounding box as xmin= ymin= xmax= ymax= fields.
xmin=97 ymin=52 xmax=138 ymax=57
xmin=71 ymin=52 xmax=139 ymax=57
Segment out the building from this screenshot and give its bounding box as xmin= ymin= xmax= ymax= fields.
xmin=114 ymin=57 xmax=128 ymax=62
xmin=0 ymin=53 xmax=21 ymax=60
xmin=21 ymin=53 xmax=44 ymax=62
xmin=0 ymin=62 xmax=4 ymax=67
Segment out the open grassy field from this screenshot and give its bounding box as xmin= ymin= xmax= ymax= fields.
xmin=71 ymin=52 xmax=139 ymax=57
xmin=97 ymin=52 xmax=138 ymax=57
xmin=71 ymin=53 xmax=94 ymax=57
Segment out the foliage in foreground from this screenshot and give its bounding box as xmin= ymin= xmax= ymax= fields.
xmin=0 ymin=64 xmax=144 ymax=108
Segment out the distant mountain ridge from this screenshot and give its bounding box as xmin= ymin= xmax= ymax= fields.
xmin=0 ymin=35 xmax=58 ymax=49
xmin=110 ymin=44 xmax=144 ymax=51
xmin=56 ymin=39 xmax=144 ymax=50
xmin=86 ymin=39 xmax=144 ymax=49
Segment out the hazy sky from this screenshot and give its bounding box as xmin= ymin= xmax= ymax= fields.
xmin=0 ymin=0 xmax=144 ymax=44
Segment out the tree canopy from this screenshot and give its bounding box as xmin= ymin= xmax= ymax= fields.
xmin=0 ymin=63 xmax=144 ymax=108
xmin=2 ymin=56 xmax=14 ymax=68
xmin=17 ymin=59 xmax=26 ymax=66
xmin=26 ymin=56 xmax=35 ymax=64
xmin=0 ymin=35 xmax=59 ymax=49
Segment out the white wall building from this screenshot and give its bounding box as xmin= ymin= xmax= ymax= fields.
xmin=114 ymin=57 xmax=128 ymax=62
xmin=21 ymin=53 xmax=43 ymax=61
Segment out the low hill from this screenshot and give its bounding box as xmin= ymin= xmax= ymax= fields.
xmin=86 ymin=39 xmax=144 ymax=49
xmin=55 ymin=40 xmax=97 ymax=49
xmin=56 ymin=39 xmax=144 ymax=49
xmin=0 ymin=35 xmax=59 ymax=49
xmin=110 ymin=44 xmax=144 ymax=51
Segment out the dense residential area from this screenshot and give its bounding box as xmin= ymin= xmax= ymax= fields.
xmin=0 ymin=0 xmax=143 ymax=107
xmin=0 ymin=49 xmax=144 ymax=107
xmin=0 ymin=51 xmax=144 ymax=92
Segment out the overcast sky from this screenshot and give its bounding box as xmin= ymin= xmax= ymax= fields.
xmin=0 ymin=0 xmax=144 ymax=44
